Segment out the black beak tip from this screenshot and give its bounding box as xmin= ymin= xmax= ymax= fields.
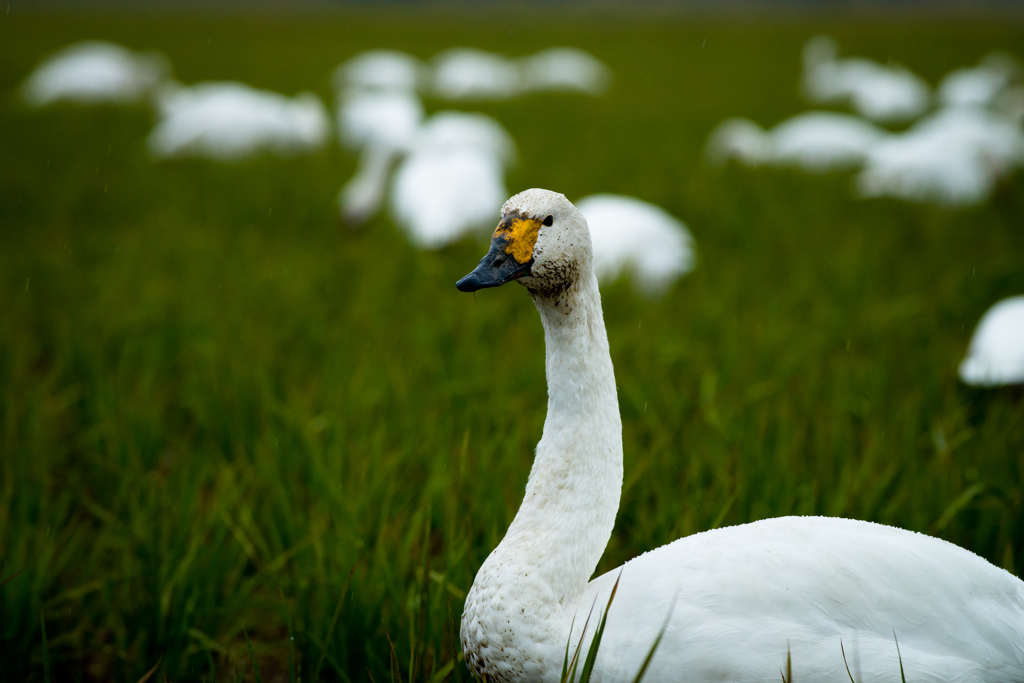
xmin=456 ymin=273 xmax=482 ymax=292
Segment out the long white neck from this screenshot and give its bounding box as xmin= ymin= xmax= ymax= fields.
xmin=462 ymin=269 xmax=623 ymax=679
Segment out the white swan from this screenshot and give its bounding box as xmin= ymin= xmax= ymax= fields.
xmin=856 ymin=105 xmax=1024 ymax=206
xmin=431 ymin=48 xmax=523 ymax=100
xmin=939 ymin=52 xmax=1021 ymax=110
xmin=960 ymin=295 xmax=1024 ymax=387
xmin=802 ymin=36 xmax=930 ymax=123
xmin=389 ymin=111 xmax=515 ymax=248
xmin=520 ymin=48 xmax=611 ymax=95
xmin=148 ymin=82 xmax=329 ymax=160
xmin=705 ymin=112 xmax=887 ymax=172
xmin=23 ymin=41 xmax=168 ymax=107
xmin=335 ymin=89 xmax=424 ymax=223
xmin=574 ymin=194 xmax=695 ymax=296
xmin=455 ymin=188 xmax=1024 ymax=683
xmin=332 ymin=50 xmax=425 ymax=92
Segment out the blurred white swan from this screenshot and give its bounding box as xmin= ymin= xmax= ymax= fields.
xmin=520 ymin=48 xmax=611 ymax=95
xmin=706 ymin=112 xmax=887 ymax=172
xmin=335 ymin=88 xmax=425 ymax=223
xmin=802 ymin=35 xmax=930 ymax=123
xmin=575 ymin=194 xmax=695 ymax=296
xmin=390 ymin=112 xmax=515 ymax=248
xmin=939 ymin=52 xmax=1021 ymax=109
xmin=23 ymin=41 xmax=168 ymax=107
xmin=333 ymin=50 xmax=425 ymax=92
xmin=856 ymin=106 xmax=1024 ymax=206
xmin=960 ymin=296 xmax=1024 ymax=387
xmin=148 ymin=82 xmax=330 ymax=160
xmin=431 ymin=48 xmax=522 ymax=100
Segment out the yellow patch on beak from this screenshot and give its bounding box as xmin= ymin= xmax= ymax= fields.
xmin=494 ymin=216 xmax=542 ymax=265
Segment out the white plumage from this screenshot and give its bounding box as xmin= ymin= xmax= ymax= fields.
xmin=959 ymin=296 xmax=1024 ymax=387
xmin=520 ymin=48 xmax=611 ymax=95
xmin=335 ymin=88 xmax=424 ymax=152
xmin=389 ymin=112 xmax=515 ymax=248
xmin=802 ymin=35 xmax=930 ymax=123
xmin=856 ymin=106 xmax=1024 ymax=206
xmin=938 ymin=52 xmax=1021 ymax=109
xmin=706 ymin=112 xmax=886 ymax=172
xmin=22 ymin=41 xmax=168 ymax=107
xmin=574 ymin=194 xmax=695 ymax=296
xmin=431 ymin=48 xmax=522 ymax=100
xmin=148 ymin=82 xmax=330 ymax=160
xmin=459 ymin=189 xmax=1024 ymax=683
xmin=333 ymin=50 xmax=425 ymax=92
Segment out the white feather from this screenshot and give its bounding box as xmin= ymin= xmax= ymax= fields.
xmin=575 ymin=194 xmax=695 ymax=296
xmin=148 ymin=82 xmax=329 ymax=160
xmin=802 ymin=35 xmax=930 ymax=123
xmin=22 ymin=41 xmax=168 ymax=107
xmin=959 ymin=295 xmax=1024 ymax=387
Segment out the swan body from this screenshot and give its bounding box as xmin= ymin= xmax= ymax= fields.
xmin=456 ymin=189 xmax=1024 ymax=683
xmin=960 ymin=295 xmax=1024 ymax=387
xmin=148 ymin=82 xmax=329 ymax=160
xmin=802 ymin=36 xmax=930 ymax=123
xmin=23 ymin=41 xmax=168 ymax=107
xmin=856 ymin=106 xmax=1024 ymax=206
xmin=939 ymin=52 xmax=1021 ymax=110
xmin=389 ymin=111 xmax=514 ymax=248
xmin=431 ymin=48 xmax=522 ymax=100
xmin=706 ymin=112 xmax=886 ymax=172
xmin=333 ymin=50 xmax=425 ymax=92
xmin=574 ymin=194 xmax=695 ymax=296
xmin=520 ymin=48 xmax=611 ymax=95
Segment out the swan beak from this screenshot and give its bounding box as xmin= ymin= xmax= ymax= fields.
xmin=456 ymin=215 xmax=539 ymax=292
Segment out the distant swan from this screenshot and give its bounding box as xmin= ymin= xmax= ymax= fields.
xmin=802 ymin=35 xmax=930 ymax=123
xmin=455 ymin=188 xmax=1024 ymax=683
xmin=960 ymin=295 xmax=1024 ymax=387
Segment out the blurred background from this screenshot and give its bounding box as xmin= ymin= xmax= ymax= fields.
xmin=1 ymin=1 xmax=1023 ymax=681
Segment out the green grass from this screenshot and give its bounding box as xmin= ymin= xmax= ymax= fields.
xmin=1 ymin=7 xmax=1023 ymax=682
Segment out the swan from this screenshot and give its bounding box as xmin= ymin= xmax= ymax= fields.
xmin=332 ymin=50 xmax=425 ymax=92
xmin=574 ymin=194 xmax=695 ymax=296
xmin=939 ymin=52 xmax=1021 ymax=110
xmin=960 ymin=295 xmax=1024 ymax=387
xmin=431 ymin=48 xmax=522 ymax=100
xmin=23 ymin=41 xmax=168 ymax=107
xmin=705 ymin=112 xmax=887 ymax=172
xmin=335 ymin=89 xmax=424 ymax=223
xmin=148 ymin=82 xmax=329 ymax=160
xmin=455 ymin=188 xmax=1024 ymax=683
xmin=388 ymin=111 xmax=515 ymax=248
xmin=856 ymin=105 xmax=1024 ymax=206
xmin=802 ymin=35 xmax=930 ymax=123
xmin=520 ymin=48 xmax=611 ymax=95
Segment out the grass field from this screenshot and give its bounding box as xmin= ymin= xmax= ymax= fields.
xmin=1 ymin=7 xmax=1023 ymax=682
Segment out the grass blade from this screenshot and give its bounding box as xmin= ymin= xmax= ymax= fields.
xmin=136 ymin=655 xmax=163 ymax=683
xmin=314 ymin=563 xmax=355 ymax=679
xmin=840 ymin=640 xmax=856 ymax=683
xmin=629 ymin=593 xmax=676 ymax=683
xmin=563 ymin=598 xmax=598 ymax=683
xmin=779 ymin=643 xmax=791 ymax=683
xmin=40 ymin=611 xmax=51 ymax=683
xmin=280 ymin=590 xmax=296 ymax=683
xmin=893 ymin=631 xmax=906 ymax=683
xmin=245 ymin=630 xmax=263 ymax=683
xmin=560 ymin=615 xmax=577 ymax=683
xmin=447 ymin=595 xmax=464 ymax=683
xmin=578 ymin=571 xmax=622 ymax=683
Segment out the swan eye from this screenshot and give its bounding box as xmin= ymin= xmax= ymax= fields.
xmin=542 ymin=215 xmax=553 ymax=227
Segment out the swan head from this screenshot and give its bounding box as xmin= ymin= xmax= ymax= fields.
xmin=455 ymin=188 xmax=591 ymax=296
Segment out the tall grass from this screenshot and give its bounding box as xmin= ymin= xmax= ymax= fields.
xmin=0 ymin=9 xmax=1022 ymax=681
